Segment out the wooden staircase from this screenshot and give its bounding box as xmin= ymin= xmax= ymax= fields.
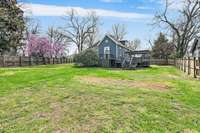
xmin=122 ymin=56 xmax=137 ymax=70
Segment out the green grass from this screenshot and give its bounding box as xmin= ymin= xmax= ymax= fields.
xmin=0 ymin=64 xmax=200 ymax=133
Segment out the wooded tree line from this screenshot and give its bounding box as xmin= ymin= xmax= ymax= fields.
xmin=0 ymin=1 xmax=141 ymax=57
xmin=152 ymin=0 xmax=200 ymax=58
xmin=0 ymin=0 xmax=199 ymax=58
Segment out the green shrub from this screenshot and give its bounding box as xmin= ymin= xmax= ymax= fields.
xmin=74 ymin=49 xmax=99 ymax=67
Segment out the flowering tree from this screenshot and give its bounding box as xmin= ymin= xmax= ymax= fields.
xmin=26 ymin=35 xmax=66 ymax=58
xmin=53 ymin=42 xmax=67 ymax=57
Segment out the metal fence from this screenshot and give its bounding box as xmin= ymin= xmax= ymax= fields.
xmin=0 ymin=56 xmax=73 ymax=67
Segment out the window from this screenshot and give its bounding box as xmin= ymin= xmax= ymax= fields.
xmin=104 ymin=47 xmax=110 ymax=54
xmin=105 ymin=39 xmax=108 ymax=43
xmin=104 ymin=47 xmax=110 ymax=59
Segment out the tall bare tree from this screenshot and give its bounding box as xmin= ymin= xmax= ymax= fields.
xmin=154 ymin=0 xmax=200 ymax=57
xmin=110 ymin=24 xmax=127 ymax=41
xmin=63 ymin=9 xmax=99 ymax=53
xmin=47 ymin=26 xmax=68 ymax=44
xmin=85 ymin=27 xmax=100 ymax=49
xmin=127 ymin=39 xmax=141 ymax=50
xmin=24 ymin=18 xmax=40 ymax=38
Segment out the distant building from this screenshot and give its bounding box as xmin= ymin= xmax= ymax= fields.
xmin=98 ymin=35 xmax=150 ymax=68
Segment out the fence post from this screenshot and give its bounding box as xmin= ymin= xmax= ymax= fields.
xmin=194 ymin=57 xmax=196 ymax=78
xmin=182 ymin=58 xmax=184 ymax=71
xmin=199 ymin=57 xmax=200 ymax=78
xmin=29 ymin=56 xmax=32 ymax=66
xmin=36 ymin=57 xmax=38 ymax=65
xmin=184 ymin=58 xmax=186 ymax=73
xmin=188 ymin=57 xmax=190 ymax=75
xmin=19 ymin=56 xmax=22 ymax=67
xmin=43 ymin=57 xmax=46 ymax=65
xmin=2 ymin=55 xmax=5 ymax=67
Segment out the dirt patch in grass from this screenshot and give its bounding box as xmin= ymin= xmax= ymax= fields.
xmin=76 ymin=76 xmax=169 ymax=91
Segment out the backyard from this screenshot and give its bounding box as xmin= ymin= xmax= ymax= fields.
xmin=0 ymin=64 xmax=200 ymax=133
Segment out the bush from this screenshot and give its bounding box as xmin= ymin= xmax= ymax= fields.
xmin=74 ymin=49 xmax=99 ymax=67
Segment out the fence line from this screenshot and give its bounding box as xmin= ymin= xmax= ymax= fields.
xmin=150 ymin=58 xmax=175 ymax=66
xmin=0 ymin=56 xmax=73 ymax=67
xmin=150 ymin=58 xmax=200 ymax=78
xmin=1 ymin=55 xmax=199 ymax=78
xmin=174 ymin=57 xmax=200 ymax=79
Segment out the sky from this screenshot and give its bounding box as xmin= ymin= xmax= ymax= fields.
xmin=20 ymin=0 xmax=182 ymax=54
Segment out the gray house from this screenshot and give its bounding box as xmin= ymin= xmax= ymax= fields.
xmin=98 ymin=35 xmax=150 ymax=68
xmin=191 ymin=37 xmax=200 ymax=57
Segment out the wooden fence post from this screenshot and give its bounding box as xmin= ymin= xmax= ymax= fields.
xmin=2 ymin=55 xmax=5 ymax=67
xmin=184 ymin=58 xmax=186 ymax=73
xmin=182 ymin=58 xmax=184 ymax=71
xmin=48 ymin=58 xmax=50 ymax=64
xmin=29 ymin=56 xmax=32 ymax=66
xmin=36 ymin=57 xmax=38 ymax=65
xmin=19 ymin=56 xmax=22 ymax=67
xmin=188 ymin=57 xmax=190 ymax=75
xmin=194 ymin=57 xmax=196 ymax=78
xmin=43 ymin=57 xmax=46 ymax=65
xmin=198 ymin=57 xmax=200 ymax=78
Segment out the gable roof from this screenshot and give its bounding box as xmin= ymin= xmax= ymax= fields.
xmin=191 ymin=37 xmax=200 ymax=53
xmin=99 ymin=35 xmax=134 ymax=52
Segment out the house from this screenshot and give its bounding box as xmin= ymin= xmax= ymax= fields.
xmin=191 ymin=37 xmax=200 ymax=58
xmin=98 ymin=35 xmax=150 ymax=68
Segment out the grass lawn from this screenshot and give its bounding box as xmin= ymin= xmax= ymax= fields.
xmin=0 ymin=64 xmax=200 ymax=133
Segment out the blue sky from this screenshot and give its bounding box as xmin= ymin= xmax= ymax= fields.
xmin=20 ymin=0 xmax=179 ymax=52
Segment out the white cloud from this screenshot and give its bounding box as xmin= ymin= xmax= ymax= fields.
xmin=152 ymin=0 xmax=185 ymax=10
xmin=100 ymin=0 xmax=124 ymax=3
xmin=136 ymin=6 xmax=154 ymax=10
xmin=21 ymin=3 xmax=152 ymax=19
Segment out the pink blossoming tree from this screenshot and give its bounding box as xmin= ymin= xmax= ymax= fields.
xmin=26 ymin=34 xmax=66 ymax=58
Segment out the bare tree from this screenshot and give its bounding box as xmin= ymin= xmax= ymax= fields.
xmin=23 ymin=18 xmax=41 ymax=40
xmin=63 ymin=9 xmax=99 ymax=53
xmin=154 ymin=0 xmax=200 ymax=57
xmin=127 ymin=39 xmax=141 ymax=50
xmin=47 ymin=26 xmax=68 ymax=44
xmin=110 ymin=24 xmax=127 ymax=41
xmin=85 ymin=27 xmax=100 ymax=49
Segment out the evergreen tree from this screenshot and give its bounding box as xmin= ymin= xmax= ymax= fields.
xmin=0 ymin=0 xmax=25 ymax=55
xmin=152 ymin=33 xmax=174 ymax=59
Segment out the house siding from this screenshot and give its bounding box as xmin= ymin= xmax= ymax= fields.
xmin=117 ymin=46 xmax=127 ymax=60
xmin=99 ymin=36 xmax=117 ymax=60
